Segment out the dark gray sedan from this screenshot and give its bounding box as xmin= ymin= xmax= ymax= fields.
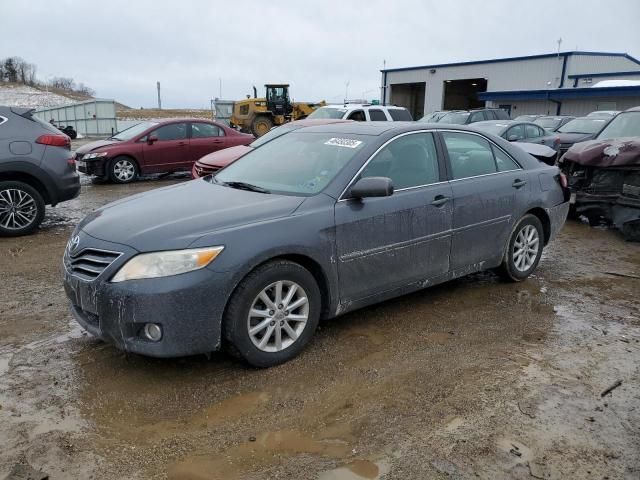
xmin=471 ymin=120 xmax=557 ymax=148
xmin=63 ymin=123 xmax=570 ymax=367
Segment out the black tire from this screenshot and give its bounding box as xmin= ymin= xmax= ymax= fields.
xmin=0 ymin=181 xmax=46 ymax=237
xmin=223 ymin=260 xmax=321 ymax=367
xmin=497 ymin=214 xmax=544 ymax=282
xmin=109 ymin=156 xmax=138 ymax=184
xmin=251 ymin=116 xmax=274 ymax=137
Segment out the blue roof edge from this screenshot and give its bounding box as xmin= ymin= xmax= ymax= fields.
xmin=381 ymin=51 xmax=640 ymax=73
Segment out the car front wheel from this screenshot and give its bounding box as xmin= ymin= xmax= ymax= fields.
xmin=0 ymin=181 xmax=46 ymax=237
xmin=498 ymin=214 xmax=544 ymax=282
xmin=109 ymin=156 xmax=138 ymax=184
xmin=223 ymin=260 xmax=321 ymax=367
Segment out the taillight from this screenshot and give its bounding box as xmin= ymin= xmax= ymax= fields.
xmin=559 ymin=172 xmax=568 ymax=188
xmin=36 ymin=134 xmax=71 ymax=148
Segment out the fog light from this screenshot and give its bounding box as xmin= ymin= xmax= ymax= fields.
xmin=143 ymin=323 xmax=162 ymax=342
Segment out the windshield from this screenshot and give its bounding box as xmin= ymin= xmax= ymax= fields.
xmin=534 ymin=118 xmax=561 ymax=130
xmin=472 ymin=123 xmax=508 ymax=135
xmin=250 ymin=125 xmax=296 ymax=148
xmin=558 ymin=118 xmax=608 ymax=134
xmin=596 ymin=112 xmax=640 ymax=139
xmin=112 ymin=121 xmax=158 ymax=141
xmin=438 ymin=112 xmax=470 ymax=124
xmin=214 ymin=132 xmax=366 ymax=195
xmin=308 ymin=107 xmax=347 ymax=119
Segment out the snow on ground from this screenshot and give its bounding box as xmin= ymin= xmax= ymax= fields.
xmin=0 ymin=84 xmax=77 ymax=109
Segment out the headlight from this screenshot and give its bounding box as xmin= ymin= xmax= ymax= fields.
xmin=111 ymin=246 xmax=224 ymax=282
xmin=85 ymin=152 xmax=108 ymax=159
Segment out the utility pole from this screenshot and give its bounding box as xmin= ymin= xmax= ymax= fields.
xmin=345 ymin=80 xmax=350 ymax=103
xmin=157 ymin=81 xmax=162 ymax=109
xmin=556 ymin=38 xmax=562 ymax=57
xmin=219 ymin=78 xmax=222 ymax=99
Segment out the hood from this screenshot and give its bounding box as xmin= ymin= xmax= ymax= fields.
xmin=79 ymin=179 xmax=305 ymax=251
xmin=563 ymin=137 xmax=640 ymax=167
xmin=197 ymin=145 xmax=253 ymax=168
xmin=75 ymin=139 xmax=118 ymax=154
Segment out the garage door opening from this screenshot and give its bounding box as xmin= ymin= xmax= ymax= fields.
xmin=389 ymin=82 xmax=426 ymax=120
xmin=442 ymin=78 xmax=487 ymax=110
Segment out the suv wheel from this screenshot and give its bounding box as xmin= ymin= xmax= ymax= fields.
xmin=223 ymin=260 xmax=321 ymax=367
xmin=109 ymin=156 xmax=138 ymax=184
xmin=0 ymin=181 xmax=46 ymax=237
xmin=498 ymin=214 xmax=544 ymax=282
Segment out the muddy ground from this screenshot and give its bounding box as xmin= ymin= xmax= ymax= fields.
xmin=1 ymin=162 xmax=639 ymax=479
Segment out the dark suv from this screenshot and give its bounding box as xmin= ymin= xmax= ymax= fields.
xmin=0 ymin=106 xmax=80 ymax=236
xmin=438 ymin=108 xmax=510 ymax=125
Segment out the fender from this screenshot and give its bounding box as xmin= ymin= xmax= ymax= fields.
xmin=0 ymin=161 xmax=58 ymax=205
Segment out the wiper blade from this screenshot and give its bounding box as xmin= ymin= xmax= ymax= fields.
xmin=224 ymin=181 xmax=270 ymax=194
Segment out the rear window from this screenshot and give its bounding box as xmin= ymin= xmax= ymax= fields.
xmin=388 ymin=109 xmax=413 ymax=121
xmin=534 ymin=117 xmax=562 ymax=130
xmin=439 ymin=112 xmax=470 ymax=125
xmin=558 ymin=118 xmax=608 ymax=134
xmin=368 ymin=109 xmax=388 ymax=121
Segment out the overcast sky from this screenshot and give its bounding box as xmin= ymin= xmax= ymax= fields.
xmin=3 ymin=0 xmax=640 ymax=109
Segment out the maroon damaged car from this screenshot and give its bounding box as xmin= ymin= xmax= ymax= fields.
xmin=560 ymin=107 xmax=640 ymax=240
xmin=192 ymin=118 xmax=353 ymax=178
xmin=76 ymin=119 xmax=253 ymax=183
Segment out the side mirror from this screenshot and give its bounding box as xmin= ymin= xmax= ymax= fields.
xmin=507 ymin=134 xmax=519 ymax=141
xmin=147 ymin=135 xmax=158 ymax=145
xmin=349 ymin=177 xmax=394 ymax=199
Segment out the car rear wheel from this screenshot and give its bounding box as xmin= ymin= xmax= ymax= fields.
xmin=0 ymin=181 xmax=45 ymax=237
xmin=498 ymin=214 xmax=544 ymax=282
xmin=223 ymin=260 xmax=321 ymax=367
xmin=109 ymin=156 xmax=138 ymax=184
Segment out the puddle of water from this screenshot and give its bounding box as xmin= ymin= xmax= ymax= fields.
xmin=318 ymin=459 xmax=390 ymax=480
xmin=168 ymin=430 xmax=351 ymax=480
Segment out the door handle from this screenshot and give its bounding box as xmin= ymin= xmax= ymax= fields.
xmin=431 ymin=195 xmax=450 ymax=207
xmin=512 ymin=179 xmax=527 ymax=188
xmin=211 ymin=139 xmax=223 ymax=143
xmin=177 ymin=142 xmax=187 ymax=146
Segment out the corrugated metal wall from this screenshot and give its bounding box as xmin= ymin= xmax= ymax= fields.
xmin=35 ymin=100 xmax=117 ymax=137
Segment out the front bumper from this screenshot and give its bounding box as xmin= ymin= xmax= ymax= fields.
xmin=76 ymin=157 xmax=108 ymax=177
xmin=62 ymin=232 xmax=234 ymax=357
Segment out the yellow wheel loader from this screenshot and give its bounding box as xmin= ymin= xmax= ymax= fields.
xmin=230 ymin=84 xmax=325 ymax=137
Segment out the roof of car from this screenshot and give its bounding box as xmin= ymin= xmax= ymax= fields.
xmin=283 ymin=118 xmax=353 ymax=127
xmin=294 ymin=121 xmax=495 ymax=136
xmin=537 ymin=115 xmax=575 ymax=119
xmin=473 ymin=120 xmax=516 ymax=127
xmin=625 ymin=106 xmax=640 ymax=112
xmin=320 ymin=104 xmax=407 ymax=110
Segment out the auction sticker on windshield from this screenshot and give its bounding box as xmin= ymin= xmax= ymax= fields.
xmin=325 ymin=138 xmax=363 ymax=148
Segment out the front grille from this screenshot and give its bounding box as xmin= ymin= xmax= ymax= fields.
xmin=194 ymin=163 xmax=221 ymax=177
xmin=67 ymin=248 xmax=122 ymax=281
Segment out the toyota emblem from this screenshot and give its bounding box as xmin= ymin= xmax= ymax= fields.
xmin=68 ymin=235 xmax=80 ymax=253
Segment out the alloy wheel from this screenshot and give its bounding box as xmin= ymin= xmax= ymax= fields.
xmin=0 ymin=188 xmax=38 ymax=230
xmin=113 ymin=159 xmax=135 ymax=181
xmin=247 ymin=280 xmax=309 ymax=352
xmin=513 ymin=224 xmax=540 ymax=272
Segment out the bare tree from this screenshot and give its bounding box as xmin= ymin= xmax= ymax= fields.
xmin=50 ymin=76 xmax=75 ymax=91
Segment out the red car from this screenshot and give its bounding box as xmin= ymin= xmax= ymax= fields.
xmin=192 ymin=118 xmax=353 ymax=178
xmin=76 ymin=119 xmax=253 ymax=183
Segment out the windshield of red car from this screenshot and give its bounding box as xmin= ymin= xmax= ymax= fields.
xmin=112 ymin=121 xmax=159 ymax=141
xmin=596 ymin=112 xmax=640 ymax=139
xmin=214 ymin=132 xmax=366 ymax=196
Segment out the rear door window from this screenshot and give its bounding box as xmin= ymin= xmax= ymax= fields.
xmin=469 ymin=111 xmax=485 ymax=123
xmin=492 ymin=145 xmax=521 ymax=171
xmin=441 ymin=132 xmax=498 ymax=179
xmin=388 ymin=109 xmax=413 ymax=121
xmin=368 ymin=109 xmax=388 ymax=121
xmin=191 ymin=122 xmax=223 ymax=138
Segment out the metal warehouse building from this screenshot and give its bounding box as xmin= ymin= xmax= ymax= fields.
xmin=381 ymin=51 xmax=640 ymax=119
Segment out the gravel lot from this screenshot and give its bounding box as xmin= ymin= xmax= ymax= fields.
xmin=1 ymin=163 xmax=639 ymax=479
